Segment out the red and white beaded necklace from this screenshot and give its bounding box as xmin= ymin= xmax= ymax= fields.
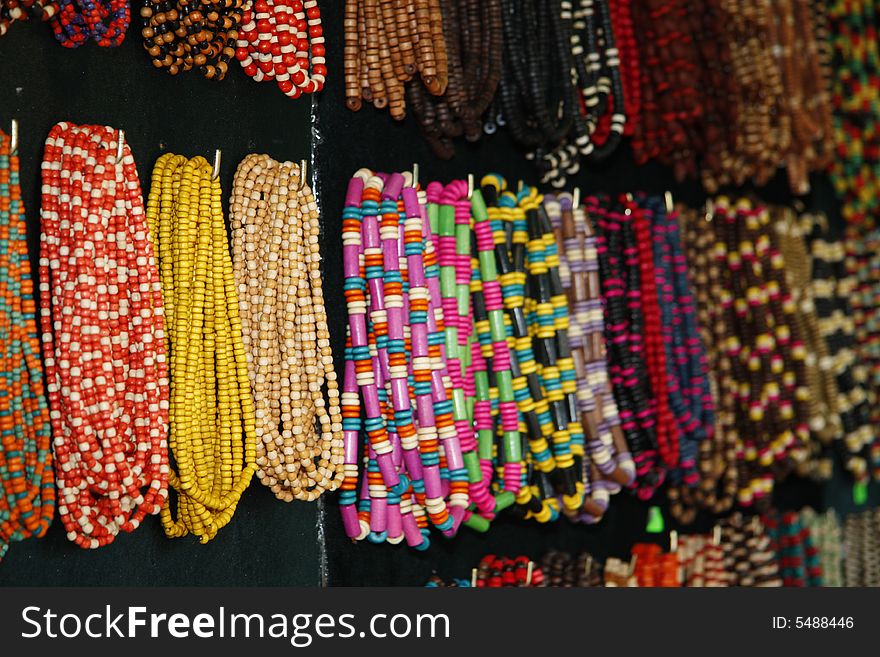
xmin=39 ymin=122 xmax=169 ymax=549
xmin=236 ymin=0 xmax=326 ymax=99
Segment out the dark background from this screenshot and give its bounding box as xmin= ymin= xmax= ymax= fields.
xmin=1 ymin=5 xmax=878 ymax=587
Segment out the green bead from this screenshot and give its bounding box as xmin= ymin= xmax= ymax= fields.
xmin=471 ymin=189 xmax=488 ymax=222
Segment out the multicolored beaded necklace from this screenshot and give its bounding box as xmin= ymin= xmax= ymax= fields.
xmin=1 ymin=0 xmax=58 ymax=36
xmin=51 ymin=0 xmax=128 ymax=47
xmin=548 ymin=192 xmax=635 ymax=520
xmin=146 ymin=153 xmax=256 ymax=542
xmin=40 ymin=122 xmax=169 ymax=549
xmin=0 ymin=126 xmax=53 ymax=560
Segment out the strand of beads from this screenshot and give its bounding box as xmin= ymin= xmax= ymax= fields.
xmin=548 ymin=192 xmax=635 ymax=521
xmin=477 ymin=176 xmax=558 ymax=522
xmin=827 ymin=0 xmax=880 ymax=226
xmin=139 ymin=0 xmax=248 ymax=79
xmin=843 ymin=508 xmax=880 ymax=586
xmin=229 ymin=155 xmax=343 ymax=502
xmin=679 ymin=203 xmax=737 ymax=516
xmin=408 ymin=0 xmax=503 ymax=158
xmin=801 ymin=507 xmax=842 ymax=587
xmin=344 ymin=0 xmax=447 ymax=119
xmin=648 ymin=195 xmax=714 ymax=523
xmin=146 ymin=153 xmax=256 ymax=543
xmin=341 ymin=170 xmax=481 ymax=549
xmin=762 ymin=509 xmax=823 ymax=587
xmin=50 ymin=0 xmax=128 ymax=47
xmin=235 ymin=0 xmax=326 ymax=99
xmin=522 ymin=186 xmax=592 ymax=518
xmin=1 ymin=0 xmax=58 ymax=36
xmin=0 ymin=127 xmax=53 ymax=560
xmin=40 ymin=122 xmax=169 ymax=548
xmin=593 ymin=195 xmax=665 ymax=499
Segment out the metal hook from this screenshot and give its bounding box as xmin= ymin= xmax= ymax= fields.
xmin=467 ymin=173 xmax=474 ymax=200
xmin=212 ymin=150 xmax=221 ymax=180
xmin=670 ymin=529 xmax=678 ymax=554
xmin=412 ymin=163 xmax=419 ymax=189
xmin=713 ymin=524 xmax=722 ymax=546
xmin=10 ymin=119 xmax=18 ymax=155
xmin=705 ymin=198 xmax=715 ymax=223
xmin=116 ymin=129 xmax=125 ymax=161
xmin=573 ymin=186 xmax=581 ymax=209
xmin=665 ymin=190 xmax=674 ymax=215
xmin=299 ymin=159 xmax=308 ymax=191
xmin=470 ymin=568 xmax=477 ymax=588
xmin=526 ymin=561 xmax=534 ymax=587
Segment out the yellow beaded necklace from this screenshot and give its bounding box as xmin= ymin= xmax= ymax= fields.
xmin=146 ymin=153 xmax=257 ymax=543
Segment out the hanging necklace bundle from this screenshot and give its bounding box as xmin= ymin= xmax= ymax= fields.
xmin=801 ymin=507 xmax=842 ymax=587
xmin=498 ymin=0 xmax=625 ymax=187
xmin=1 ymin=0 xmax=58 ymax=36
xmin=229 ymin=155 xmax=343 ymax=502
xmin=0 ymin=126 xmax=53 ymax=560
xmin=703 ymin=198 xmax=811 ymax=507
xmin=843 ymin=508 xmax=880 ymax=586
xmin=546 ymin=191 xmax=634 ymax=520
xmin=235 ymin=0 xmax=326 ymax=99
xmin=341 ymin=170 xmax=482 ymax=549
xmin=827 ymin=0 xmax=880 ymax=225
xmin=40 ymin=122 xmax=169 ymax=549
xmin=648 ymin=195 xmax=714 ymax=522
xmin=679 ymin=204 xmax=737 ymax=516
xmin=629 ymin=0 xmax=702 ymax=181
xmin=139 ymin=0 xmax=248 ymax=79
xmin=720 ymin=515 xmax=782 ymax=587
xmin=344 ymin=0 xmax=447 ymax=120
xmin=593 ymin=195 xmax=666 ymax=499
xmin=50 ymin=0 xmax=128 ymax=47
xmin=408 ymin=0 xmax=503 ymax=159
xmin=846 ymin=226 xmax=880 ymax=469
xmin=146 ymin=153 xmax=256 ymax=542
xmin=542 ymin=549 xmax=603 ymax=586
xmin=762 ymin=509 xmax=823 ymax=587
xmin=678 ymin=533 xmax=728 ymax=587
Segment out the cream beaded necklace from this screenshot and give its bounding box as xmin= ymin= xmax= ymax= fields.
xmin=230 ymin=154 xmax=344 ymax=502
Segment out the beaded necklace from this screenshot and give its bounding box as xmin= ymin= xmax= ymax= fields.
xmin=593 ymin=196 xmax=665 ymax=498
xmin=648 ymin=196 xmax=714 ymax=520
xmin=341 ymin=170 xmax=482 ymax=549
xmin=40 ymin=122 xmax=169 ymax=548
xmin=476 ymin=177 xmax=558 ymax=522
xmin=827 ymin=0 xmax=880 ymax=226
xmin=801 ymin=507 xmax=842 ymax=587
xmin=140 ymin=0 xmax=248 ymax=80
xmin=408 ymin=0 xmax=503 ymax=158
xmin=0 ymin=127 xmax=53 ymax=560
xmin=720 ymin=515 xmax=782 ymax=587
xmin=1 ymin=0 xmax=58 ymax=36
xmin=236 ymin=0 xmax=326 ymax=99
xmin=762 ymin=509 xmax=822 ymax=587
xmin=548 ymin=192 xmax=635 ymax=520
xmin=844 ymin=508 xmax=880 ymax=586
xmin=523 ymin=186 xmax=591 ymax=516
xmin=51 ymin=0 xmax=128 ymax=47
xmin=146 ymin=153 xmax=256 ymax=542
xmin=229 ymin=154 xmax=343 ymax=502
xmin=678 ymin=204 xmax=736 ymax=516
xmin=344 ymin=0 xmax=447 ymax=120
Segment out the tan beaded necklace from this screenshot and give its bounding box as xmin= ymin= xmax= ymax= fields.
xmin=230 ymin=154 xmax=344 ymax=502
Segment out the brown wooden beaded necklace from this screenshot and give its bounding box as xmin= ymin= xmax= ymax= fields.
xmin=407 ymin=0 xmax=503 ymax=158
xmin=344 ymin=0 xmax=447 ymax=119
xmin=229 ymin=154 xmax=344 ymax=502
xmin=140 ymin=0 xmax=249 ymax=80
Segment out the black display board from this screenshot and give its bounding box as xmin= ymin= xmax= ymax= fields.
xmin=1 ymin=6 xmax=878 ymax=588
